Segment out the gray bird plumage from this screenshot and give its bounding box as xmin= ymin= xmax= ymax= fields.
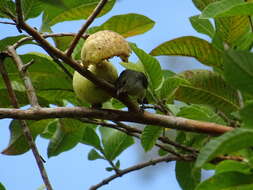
xmin=115 ymin=69 xmax=148 ymax=104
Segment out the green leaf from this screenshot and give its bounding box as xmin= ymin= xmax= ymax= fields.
xmin=141 ymin=125 xmax=162 ymax=152
xmin=105 ymin=167 xmax=114 ymax=171
xmin=119 ymin=61 xmax=144 ymax=72
xmin=80 ymin=123 xmax=101 ymax=150
xmin=176 ymin=161 xmax=200 ymax=190
xmin=177 ymin=105 xmax=226 ymax=125
xmin=159 ymin=76 xmax=190 ymax=101
xmin=131 ymin=44 xmax=163 ymax=90
xmin=215 ymin=160 xmax=253 ymax=175
xmin=22 ymin=0 xmax=44 ymax=20
xmin=189 ymin=15 xmax=215 ymax=38
xmin=1 ymin=120 xmax=51 ymax=155
xmin=200 ymin=0 xmax=253 ymax=18
xmin=3 ymin=53 xmax=75 ymax=106
xmin=195 ymin=128 xmax=253 ymax=169
xmin=195 ymin=172 xmax=253 ymax=190
xmin=224 ymin=50 xmax=253 ymax=95
xmin=240 ymin=101 xmax=253 ymax=128
xmin=214 ymin=16 xmax=250 ymax=47
xmin=41 ymin=0 xmax=116 ymax=31
xmin=47 ymin=119 xmax=84 ymax=157
xmin=0 ymin=0 xmax=16 ymax=19
xmin=175 ymin=70 xmax=240 ymax=113
xmin=88 ymin=13 xmax=155 ymax=38
xmin=88 ymin=149 xmax=104 ymax=160
xmin=192 ymin=0 xmax=217 ymax=11
xmin=150 ymin=36 xmax=224 ymax=69
xmin=0 ymin=183 xmax=6 ymax=190
xmin=102 ymin=130 xmax=134 ymax=161
xmin=0 ymin=35 xmax=35 ymax=52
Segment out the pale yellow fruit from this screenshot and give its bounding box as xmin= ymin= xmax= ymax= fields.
xmin=73 ymin=61 xmax=118 ymax=105
xmin=81 ymin=30 xmax=131 ymax=67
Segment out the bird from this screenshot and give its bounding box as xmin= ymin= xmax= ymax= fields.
xmin=115 ymin=69 xmax=148 ymax=105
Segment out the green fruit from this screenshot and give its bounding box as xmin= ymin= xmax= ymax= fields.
xmin=73 ymin=61 xmax=118 ymax=105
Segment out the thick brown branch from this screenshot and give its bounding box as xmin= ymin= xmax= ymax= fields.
xmin=89 ymin=155 xmax=192 ymax=190
xmin=7 ymin=46 xmax=40 ymax=108
xmin=15 ymin=0 xmax=23 ymax=32
xmin=0 ymin=107 xmax=233 ymax=135
xmin=66 ymin=0 xmax=108 ymax=56
xmin=0 ymin=57 xmax=53 ymax=190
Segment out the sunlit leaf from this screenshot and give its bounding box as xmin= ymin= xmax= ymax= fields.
xmin=150 ymin=36 xmax=224 ymax=69
xmin=131 ymin=44 xmax=163 ymax=90
xmin=175 ymin=70 xmax=240 ymax=113
xmin=88 ymin=13 xmax=155 ymax=38
xmin=189 ymin=15 xmax=215 ymax=38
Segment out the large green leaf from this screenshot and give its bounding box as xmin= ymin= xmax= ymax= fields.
xmin=189 ymin=15 xmax=215 ymax=38
xmin=102 ymin=130 xmax=134 ymax=161
xmin=200 ymin=0 xmax=253 ymax=18
xmin=192 ymin=0 xmax=218 ymax=11
xmin=0 ymin=183 xmax=6 ymax=190
xmin=47 ymin=119 xmax=84 ymax=157
xmin=215 ymin=160 xmax=253 ymax=175
xmin=224 ymin=50 xmax=253 ymax=95
xmin=80 ymin=123 xmax=101 ymax=150
xmin=3 ymin=53 xmax=75 ymax=106
xmin=159 ymin=75 xmax=189 ymax=101
xmin=175 ymin=70 xmax=240 ymax=113
xmin=195 ymin=172 xmax=253 ymax=190
xmin=240 ymin=101 xmax=253 ymax=128
xmin=131 ymin=44 xmax=163 ymax=90
xmin=195 ymin=128 xmax=253 ymax=169
xmin=0 ymin=35 xmax=35 ymax=52
xmin=22 ymin=0 xmax=44 ymax=20
xmin=88 ymin=13 xmax=155 ymax=38
xmin=176 ymin=161 xmax=200 ymax=190
xmin=177 ymin=105 xmax=226 ymax=125
xmin=1 ymin=120 xmax=51 ymax=155
xmin=41 ymin=0 xmax=116 ymax=31
xmin=214 ymin=16 xmax=250 ymax=47
xmin=141 ymin=125 xmax=162 ymax=152
xmin=0 ymin=0 xmax=16 ymax=19
xmin=150 ymin=36 xmax=224 ymax=69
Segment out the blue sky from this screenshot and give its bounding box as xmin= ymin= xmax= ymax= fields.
xmin=0 ymin=1 xmax=209 ymax=190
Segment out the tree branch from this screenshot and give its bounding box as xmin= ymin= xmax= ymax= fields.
xmin=7 ymin=46 xmax=40 ymax=108
xmin=0 ymin=57 xmax=53 ymax=190
xmin=89 ymin=155 xmax=192 ymax=190
xmin=0 ymin=107 xmax=233 ymax=135
xmin=66 ymin=0 xmax=108 ymax=57
xmin=0 ymin=21 xmax=16 ymax=25
xmin=15 ymin=0 xmax=23 ymax=32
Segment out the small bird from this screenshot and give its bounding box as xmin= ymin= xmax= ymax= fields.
xmin=115 ymin=69 xmax=148 ymax=105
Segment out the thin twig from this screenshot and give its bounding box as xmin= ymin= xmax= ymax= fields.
xmin=66 ymin=0 xmax=108 ymax=56
xmin=0 ymin=21 xmax=16 ymax=25
xmin=7 ymin=46 xmax=40 ymax=108
xmin=0 ymin=57 xmax=53 ymax=190
xmin=21 ymin=59 xmax=35 ymax=72
xmin=89 ymin=155 xmax=192 ymax=190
